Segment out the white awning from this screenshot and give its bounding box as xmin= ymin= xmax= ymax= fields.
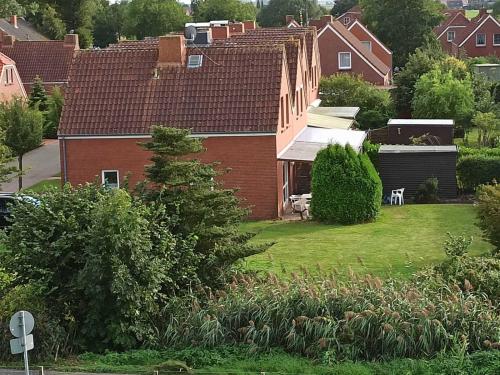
xmin=278 ymin=127 xmax=367 ymax=162
xmin=307 ymin=113 xmax=354 ymax=130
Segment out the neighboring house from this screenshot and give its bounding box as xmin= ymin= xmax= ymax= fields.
xmin=435 ymin=8 xmax=500 ymax=57
xmin=434 ymin=9 xmax=470 ymax=54
xmin=0 ymin=34 xmax=79 ymax=93
xmin=0 ymin=15 xmax=47 ymax=41
xmin=58 ymin=31 xmax=324 ymax=220
xmin=347 ymin=19 xmax=392 ymax=74
xmin=285 ymin=15 xmax=301 ymax=28
xmin=0 ymin=52 xmax=26 ymax=102
xmin=446 ymin=0 xmax=465 ymax=9
xmin=337 ymin=5 xmax=363 ymax=28
xmin=308 ymin=15 xmax=391 ymax=86
xmin=451 ymin=10 xmax=500 ymax=57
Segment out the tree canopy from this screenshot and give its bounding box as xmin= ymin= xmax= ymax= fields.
xmin=124 ymin=0 xmax=189 ymax=40
xmin=258 ymin=0 xmax=323 ymax=27
xmin=412 ymin=67 xmax=475 ymax=125
xmin=195 ymin=0 xmax=257 ymax=22
xmin=360 ymin=0 xmax=444 ymax=67
xmin=331 ymin=0 xmax=358 ymax=17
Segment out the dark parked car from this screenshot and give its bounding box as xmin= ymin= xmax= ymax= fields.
xmin=0 ymin=193 xmax=39 ymax=229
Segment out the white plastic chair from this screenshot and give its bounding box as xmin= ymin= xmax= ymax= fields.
xmin=390 ymin=188 xmax=405 ymax=205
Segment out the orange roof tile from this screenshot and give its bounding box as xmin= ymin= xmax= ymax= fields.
xmin=59 ymin=44 xmax=286 ymax=136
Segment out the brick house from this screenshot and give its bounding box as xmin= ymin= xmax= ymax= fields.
xmin=433 ymin=9 xmax=470 ymax=54
xmin=0 ymin=52 xmax=26 ymax=102
xmin=337 ymin=5 xmax=363 ymax=28
xmin=0 ymin=34 xmax=79 ymax=93
xmin=59 ymin=31 xmax=323 ymax=220
xmin=347 ymin=20 xmax=392 ymax=74
xmin=309 ymin=16 xmax=391 ymax=85
xmin=435 ymin=9 xmax=500 ymax=57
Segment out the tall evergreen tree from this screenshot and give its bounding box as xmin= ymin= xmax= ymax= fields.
xmin=28 ymin=76 xmax=49 ymax=112
xmin=137 ymin=126 xmax=267 ymax=287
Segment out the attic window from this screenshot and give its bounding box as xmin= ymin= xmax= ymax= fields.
xmin=343 ymin=17 xmax=350 ymax=25
xmin=447 ymin=31 xmax=455 ymax=42
xmin=187 ymin=55 xmax=203 ymax=68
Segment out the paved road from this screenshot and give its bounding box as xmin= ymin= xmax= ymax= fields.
xmin=0 ymin=140 xmax=60 ymax=192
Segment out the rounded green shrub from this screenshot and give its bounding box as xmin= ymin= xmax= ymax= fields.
xmin=311 ymin=144 xmax=382 ymax=224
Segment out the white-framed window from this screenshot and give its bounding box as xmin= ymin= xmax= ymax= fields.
xmin=361 ymin=41 xmax=372 ymax=51
xmin=338 ymin=52 xmax=351 ymax=70
xmin=343 ymin=17 xmax=350 ymax=25
xmin=282 ymin=161 xmax=289 ymax=203
xmin=102 ymin=170 xmax=119 ymax=189
xmin=4 ymin=67 xmax=14 ymax=85
xmin=447 ymin=31 xmax=455 ymax=42
xmin=494 ymin=34 xmax=500 ymax=46
xmin=476 ymin=33 xmax=486 ymax=46
xmin=187 ymin=54 xmax=203 ymax=68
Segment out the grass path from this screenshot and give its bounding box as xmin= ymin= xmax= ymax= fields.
xmin=242 ymin=204 xmax=491 ymax=278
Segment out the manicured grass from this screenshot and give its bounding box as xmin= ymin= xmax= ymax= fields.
xmin=242 ymin=204 xmax=492 ymax=278
xmin=24 ymin=178 xmax=61 ymax=193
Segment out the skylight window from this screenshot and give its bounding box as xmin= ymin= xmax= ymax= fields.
xmin=187 ymin=55 xmax=203 ymax=68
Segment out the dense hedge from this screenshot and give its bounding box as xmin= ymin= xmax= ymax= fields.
xmin=477 ymin=184 xmax=500 ymax=255
xmin=311 ymin=144 xmax=382 ymax=224
xmin=363 ymin=140 xmax=380 ymax=171
xmin=457 ymin=150 xmax=500 ymax=191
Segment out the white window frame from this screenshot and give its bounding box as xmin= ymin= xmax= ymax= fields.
xmin=476 ymin=33 xmax=486 ymax=46
xmin=361 ymin=41 xmax=372 ymax=51
xmin=282 ymin=161 xmax=289 ymax=203
xmin=343 ymin=17 xmax=350 ymax=25
xmin=447 ymin=31 xmax=455 ymax=42
xmin=4 ymin=67 xmax=13 ymax=85
xmin=338 ymin=52 xmax=352 ymax=70
xmin=101 ymin=170 xmax=120 ymax=189
xmin=494 ymin=33 xmax=500 ymax=46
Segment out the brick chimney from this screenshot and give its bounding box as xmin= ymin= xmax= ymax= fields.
xmin=286 ymin=15 xmax=295 ymax=24
xmin=321 ymin=15 xmax=334 ymax=24
xmin=211 ymin=26 xmax=230 ymax=39
xmin=64 ymin=34 xmax=80 ymax=50
xmin=158 ymin=35 xmax=186 ymax=66
xmin=10 ymin=15 xmax=18 ymax=28
xmin=1 ymin=35 xmax=15 ymax=47
xmin=229 ymin=23 xmax=245 ymax=35
xmin=243 ymin=20 xmax=256 ymax=31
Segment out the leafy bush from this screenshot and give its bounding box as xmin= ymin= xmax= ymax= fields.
xmin=476 ymin=184 xmax=500 ymax=255
xmin=457 ymin=153 xmax=500 ymax=192
xmin=0 ymin=284 xmax=70 ymax=361
xmin=443 ymin=233 xmax=472 ymax=258
xmin=362 ymin=140 xmax=380 ymax=171
xmin=311 ymin=144 xmax=382 ymax=224
xmin=1 ymin=185 xmax=185 ymax=351
xmin=319 ymin=74 xmax=394 ymax=130
xmin=158 ymin=272 xmax=500 ymax=361
xmin=414 ymin=177 xmax=439 ymax=203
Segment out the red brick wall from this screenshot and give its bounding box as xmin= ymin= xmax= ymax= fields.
xmin=459 ymin=18 xmax=500 ymax=58
xmin=348 ymin=23 xmax=392 ymax=72
xmin=318 ymin=27 xmax=388 ymax=85
xmin=60 ymin=135 xmax=281 ymax=220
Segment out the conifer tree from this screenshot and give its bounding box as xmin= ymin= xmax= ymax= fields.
xmin=138 ymin=126 xmax=268 ymax=287
xmin=28 ymin=76 xmax=49 ymax=112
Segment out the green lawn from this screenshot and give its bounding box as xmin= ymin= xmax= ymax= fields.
xmin=242 ymin=204 xmax=492 ymax=278
xmin=24 ymin=178 xmax=61 ymax=193
xmin=466 ymin=9 xmax=479 ymax=19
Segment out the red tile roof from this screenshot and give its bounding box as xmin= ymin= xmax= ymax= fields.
xmin=0 ymin=39 xmax=78 ymax=85
xmin=433 ymin=10 xmax=470 ymax=37
xmin=453 ymin=13 xmax=492 ymax=46
xmin=59 ymin=44 xmax=286 ymax=136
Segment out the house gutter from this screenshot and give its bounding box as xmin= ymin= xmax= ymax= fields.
xmin=61 ymin=135 xmax=68 ymax=184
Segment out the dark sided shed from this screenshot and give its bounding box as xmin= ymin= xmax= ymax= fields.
xmin=387 ymin=119 xmax=454 ymax=145
xmin=378 ymin=145 xmax=458 ymax=199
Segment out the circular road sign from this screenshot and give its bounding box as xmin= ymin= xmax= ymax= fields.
xmin=9 ymin=311 xmax=34 ymax=338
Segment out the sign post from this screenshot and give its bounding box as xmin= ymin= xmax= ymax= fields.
xmin=9 ymin=311 xmax=34 ymax=375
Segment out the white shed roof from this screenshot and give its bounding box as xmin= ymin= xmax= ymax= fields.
xmin=308 ymin=106 xmax=360 ymax=119
xmin=307 ymin=113 xmax=354 ymax=130
xmin=388 ymin=119 xmax=454 ymax=126
xmin=278 ymin=127 xmax=367 ymax=162
xmin=379 ymin=145 xmax=458 ymax=153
